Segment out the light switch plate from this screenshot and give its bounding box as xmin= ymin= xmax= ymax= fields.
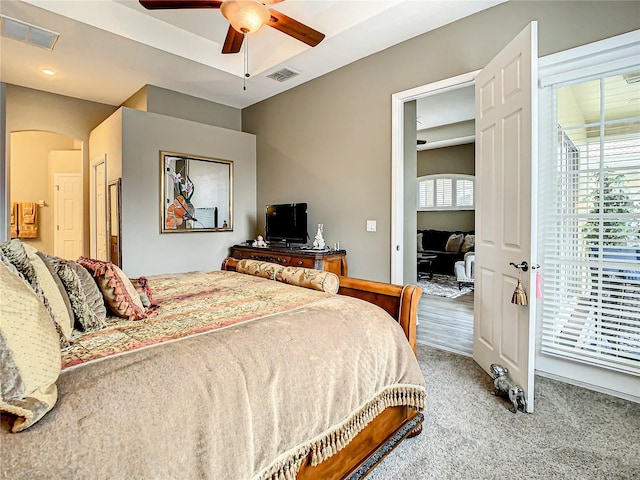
xmin=366 ymin=220 xmax=377 ymax=232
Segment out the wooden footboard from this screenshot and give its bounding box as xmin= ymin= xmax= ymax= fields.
xmin=221 ymin=257 xmax=424 ymax=479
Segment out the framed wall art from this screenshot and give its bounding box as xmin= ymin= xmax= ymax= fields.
xmin=160 ymin=151 xmax=233 ymax=233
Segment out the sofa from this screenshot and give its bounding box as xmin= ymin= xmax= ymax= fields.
xmin=417 ymin=229 xmax=475 ymax=276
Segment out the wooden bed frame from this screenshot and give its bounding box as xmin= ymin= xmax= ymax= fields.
xmin=221 ymin=257 xmax=424 ymax=479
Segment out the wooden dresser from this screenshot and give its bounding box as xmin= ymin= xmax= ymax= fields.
xmin=229 ymin=244 xmax=348 ymax=277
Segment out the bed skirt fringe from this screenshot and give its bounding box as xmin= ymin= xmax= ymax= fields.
xmin=255 ymin=384 xmax=426 ymax=480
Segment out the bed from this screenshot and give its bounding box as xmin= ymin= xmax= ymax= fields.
xmin=1 ymin=252 xmax=425 ymax=480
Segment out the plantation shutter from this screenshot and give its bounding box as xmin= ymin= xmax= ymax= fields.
xmin=418 ymin=178 xmax=434 ymax=208
xmin=456 ymin=179 xmax=474 ymax=208
xmin=417 ymin=175 xmax=475 ymax=211
xmin=539 ymin=69 xmax=640 ymax=375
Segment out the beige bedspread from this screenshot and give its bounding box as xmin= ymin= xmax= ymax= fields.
xmin=1 ymin=271 xmax=425 ymax=480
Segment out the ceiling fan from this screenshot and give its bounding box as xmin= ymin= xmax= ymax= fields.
xmin=139 ymin=0 xmax=325 ymax=54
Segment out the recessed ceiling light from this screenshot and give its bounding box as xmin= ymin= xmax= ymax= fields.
xmin=42 ymin=69 xmax=55 ymax=76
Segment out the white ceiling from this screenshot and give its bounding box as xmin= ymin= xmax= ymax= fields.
xmin=0 ymin=0 xmax=505 ymax=109
xmin=416 ymin=84 xmax=475 ymax=149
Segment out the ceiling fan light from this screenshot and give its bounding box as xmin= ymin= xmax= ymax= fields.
xmin=221 ymin=0 xmax=270 ymax=35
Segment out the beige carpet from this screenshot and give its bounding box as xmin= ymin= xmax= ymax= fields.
xmin=367 ymin=345 xmax=640 ymax=479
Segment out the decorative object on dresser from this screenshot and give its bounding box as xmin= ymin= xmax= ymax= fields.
xmin=230 ymin=244 xmax=348 ymax=276
xmin=252 ymin=234 xmax=267 ymax=247
xmin=312 ymin=223 xmax=326 ymax=249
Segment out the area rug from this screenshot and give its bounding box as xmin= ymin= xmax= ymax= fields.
xmin=418 ymin=274 xmax=473 ymax=298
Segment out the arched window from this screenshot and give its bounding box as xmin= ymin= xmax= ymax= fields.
xmin=417 ymin=174 xmax=475 ymax=211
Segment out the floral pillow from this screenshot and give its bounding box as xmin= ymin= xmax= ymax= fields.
xmin=78 ymin=257 xmax=151 ymax=321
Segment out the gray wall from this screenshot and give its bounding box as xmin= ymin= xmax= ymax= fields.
xmin=118 ymin=108 xmax=256 ymax=277
xmin=124 ymin=85 xmax=242 ymax=132
xmin=242 ymin=1 xmax=640 ymax=282
xmin=417 ymin=143 xmax=475 ymax=232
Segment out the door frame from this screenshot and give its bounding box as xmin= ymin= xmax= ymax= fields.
xmin=91 ymin=154 xmax=106 ymax=259
xmin=391 ymin=70 xmax=479 ymax=285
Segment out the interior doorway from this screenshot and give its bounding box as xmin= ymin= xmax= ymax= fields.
xmin=9 ymin=131 xmax=84 ymax=258
xmin=393 ymin=75 xmax=479 ymax=355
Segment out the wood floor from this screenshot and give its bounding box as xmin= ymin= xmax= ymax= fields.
xmin=417 ymin=291 xmax=474 ymax=356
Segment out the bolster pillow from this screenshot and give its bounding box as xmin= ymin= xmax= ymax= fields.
xmin=236 ymin=259 xmax=339 ymax=294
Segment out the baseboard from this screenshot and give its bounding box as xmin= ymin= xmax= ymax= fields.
xmin=418 ymin=340 xmax=472 ymax=358
xmin=535 ymin=370 xmax=640 ymax=404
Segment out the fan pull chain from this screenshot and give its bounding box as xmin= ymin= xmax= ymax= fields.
xmin=243 ymin=33 xmax=249 ymax=91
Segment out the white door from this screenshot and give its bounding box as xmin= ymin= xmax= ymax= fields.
xmin=474 ymin=22 xmax=538 ymax=412
xmin=53 ymin=173 xmax=83 ymax=259
xmin=94 ymin=161 xmax=108 ymax=260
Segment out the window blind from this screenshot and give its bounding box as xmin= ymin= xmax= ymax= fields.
xmin=539 ymin=69 xmax=640 ymax=376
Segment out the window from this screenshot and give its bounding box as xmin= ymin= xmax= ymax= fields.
xmin=539 ymin=68 xmax=640 ymax=376
xmin=417 ymin=174 xmax=475 ymax=211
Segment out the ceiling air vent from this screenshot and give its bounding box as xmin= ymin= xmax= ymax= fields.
xmin=0 ymin=15 xmax=60 ymax=50
xmin=267 ymin=68 xmax=300 ymax=82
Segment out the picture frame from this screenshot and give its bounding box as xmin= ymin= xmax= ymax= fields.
xmin=160 ymin=151 xmax=233 ymax=233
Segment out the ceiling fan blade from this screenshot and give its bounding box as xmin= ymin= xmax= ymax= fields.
xmin=267 ymin=9 xmax=325 ymax=47
xmin=222 ymin=25 xmax=244 ymax=54
xmin=139 ymin=0 xmax=222 ymax=9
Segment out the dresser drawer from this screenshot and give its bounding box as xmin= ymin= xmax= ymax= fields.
xmin=245 ymin=252 xmax=291 ymax=265
xmin=289 ymin=256 xmax=315 ymax=268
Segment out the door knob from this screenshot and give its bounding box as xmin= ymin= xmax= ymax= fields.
xmin=509 ymin=261 xmax=529 ymax=272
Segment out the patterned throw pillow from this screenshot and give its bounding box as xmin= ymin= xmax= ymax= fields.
xmin=460 ymin=234 xmax=475 ymax=254
xmin=275 ymin=266 xmax=340 ymax=294
xmin=22 ymin=244 xmax=74 ymax=344
xmin=0 ymin=261 xmax=61 ymax=433
xmin=445 ymin=233 xmax=465 ymax=253
xmin=67 ymin=260 xmax=107 ymax=325
xmin=43 ymin=254 xmax=106 ymax=332
xmin=0 ymin=240 xmax=47 ymax=305
xmin=78 ymin=257 xmax=149 ymax=321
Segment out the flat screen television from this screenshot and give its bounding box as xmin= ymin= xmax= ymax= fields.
xmin=265 ymin=203 xmax=308 ymax=247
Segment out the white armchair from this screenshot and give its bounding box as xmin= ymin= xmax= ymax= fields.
xmin=454 ymin=252 xmax=475 ymax=289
